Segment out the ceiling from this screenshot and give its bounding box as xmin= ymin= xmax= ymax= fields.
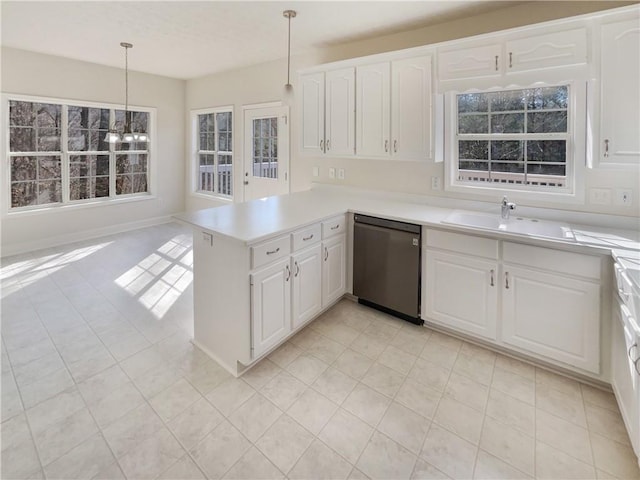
xmin=1 ymin=1 xmax=517 ymax=80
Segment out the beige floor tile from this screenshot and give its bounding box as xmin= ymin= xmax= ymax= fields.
xmin=290 ymin=327 xmax=324 ymax=350
xmin=0 ymin=432 xmax=41 ymax=479
xmin=118 ymin=427 xmax=185 ymax=480
xmin=535 ymin=440 xmax=596 ymax=480
xmin=363 ymin=321 xmax=400 ymax=343
xmin=460 ymin=342 xmax=496 ymax=365
xmin=261 ymin=371 xmax=307 ymax=410
xmin=334 ymin=349 xmax=374 ymax=380
xmin=76 ymin=365 xmax=130 ymax=406
xmin=411 ymin=458 xmax=451 ymax=479
xmin=420 ymin=423 xmax=477 ymax=480
xmin=350 ymin=333 xmax=387 ymax=360
xmin=378 ymin=401 xmax=430 ymax=454
xmin=119 ymin=346 xmax=166 ymax=380
xmin=585 ymin=402 xmax=632 ymax=445
xmin=43 ymin=433 xmax=115 ymax=480
xmin=408 ymin=358 xmax=451 ymax=392
xmin=190 ymin=421 xmax=252 ymax=480
xmin=428 ymin=332 xmax=463 ymax=351
xmin=306 ymin=335 xmax=347 ymax=364
xmin=1 ymin=413 xmax=32 ymax=453
xmin=343 ymin=383 xmax=391 ymax=427
xmin=319 ymin=408 xmax=374 ymax=464
xmin=92 ymin=461 xmax=126 ymax=480
xmin=18 ymin=367 xmax=74 ymax=409
xmin=590 ymin=432 xmax=640 ymax=480
xmin=491 ymin=368 xmax=535 ymax=405
xmin=228 ymin=393 xmax=282 ymax=442
xmin=32 ymin=408 xmax=97 ymax=466
xmin=581 ymin=384 xmax=618 ymax=412
xmin=267 ymin=342 xmax=303 ymax=368
xmin=349 ymin=467 xmax=372 ymax=479
xmin=361 ymin=362 xmax=405 ymax=397
xmin=183 ymin=359 xmax=231 ymax=395
xmin=536 ymin=383 xmax=587 ymax=428
xmin=390 ymin=329 xmax=428 ymax=357
xmin=158 ymin=455 xmax=205 ymax=480
xmin=206 ymin=377 xmax=256 ymax=417
xmin=377 ymin=345 xmax=418 ymax=375
xmin=288 ymin=439 xmax=353 ymax=480
xmin=168 ymin=397 xmax=224 ymax=450
xmin=479 ymin=416 xmax=534 ymax=475
xmin=320 ymin=321 xmax=361 ymax=346
xmin=88 ymin=381 xmax=146 ymax=428
xmin=536 ymin=368 xmax=583 ymax=399
xmin=535 ymin=409 xmax=593 ymax=465
xmin=433 ymin=396 xmax=484 ymax=445
xmin=286 ymin=354 xmax=329 ymax=385
xmin=357 ymin=431 xmax=417 ymax=479
xmin=102 ymin=403 xmax=164 ymax=459
xmin=473 ymin=450 xmax=532 ymax=479
xmin=150 ymin=378 xmax=202 ymax=422
xmin=453 ymin=352 xmax=494 ymax=386
xmin=241 ymin=359 xmax=281 ymax=390
xmin=287 ymin=388 xmax=337 ymax=435
xmin=395 ymin=378 xmax=442 ymax=420
xmin=132 ymin=363 xmax=183 ymax=399
xmin=223 ymin=446 xmax=285 ymax=479
xmin=255 ymin=414 xmax=314 ymax=474
xmin=494 ymin=354 xmax=535 ymax=380
xmin=26 ymin=387 xmax=85 ymax=435
xmin=312 ymin=367 xmax=357 ymax=405
xmin=444 ymin=372 xmax=489 ymax=412
xmin=485 ymin=389 xmax=535 ymax=435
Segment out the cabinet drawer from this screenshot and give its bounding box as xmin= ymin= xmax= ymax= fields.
xmin=426 ymin=229 xmax=498 ymax=259
xmin=251 ymin=235 xmax=290 ymax=270
xmin=322 ymin=215 xmax=346 ymax=239
xmin=292 ymin=224 xmax=321 ymax=252
xmin=503 ymin=242 xmax=600 ymax=279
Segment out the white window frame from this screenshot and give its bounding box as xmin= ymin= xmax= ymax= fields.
xmin=191 ymin=106 xmax=234 ymax=201
xmin=2 ymin=93 xmax=156 ymax=216
xmin=444 ymin=81 xmax=587 ymax=203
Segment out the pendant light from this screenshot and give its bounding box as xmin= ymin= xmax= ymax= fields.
xmin=283 ymin=10 xmax=296 ymax=99
xmin=105 ymin=42 xmax=148 ymax=143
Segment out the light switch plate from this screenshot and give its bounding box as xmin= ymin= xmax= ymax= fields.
xmin=202 ymin=232 xmax=213 ymax=246
xmin=338 ymin=169 xmax=345 ymax=180
xmin=589 ymin=188 xmax=612 ymax=205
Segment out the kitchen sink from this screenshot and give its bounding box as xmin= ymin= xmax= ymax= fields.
xmin=443 ymin=210 xmax=575 ymax=241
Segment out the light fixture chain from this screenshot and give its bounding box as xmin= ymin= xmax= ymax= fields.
xmin=287 ymin=13 xmax=291 ymax=85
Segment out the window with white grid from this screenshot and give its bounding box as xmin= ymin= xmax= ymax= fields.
xmin=195 ymin=108 xmax=233 ymax=198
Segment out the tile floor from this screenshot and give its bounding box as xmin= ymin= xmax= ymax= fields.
xmin=1 ymin=222 xmax=639 ymax=480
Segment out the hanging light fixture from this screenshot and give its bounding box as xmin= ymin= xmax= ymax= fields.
xmin=283 ymin=10 xmax=297 ymax=92
xmin=105 ymin=42 xmax=148 ymax=143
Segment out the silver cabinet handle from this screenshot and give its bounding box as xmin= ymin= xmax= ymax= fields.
xmin=505 ymin=272 xmax=510 ymax=289
xmin=294 ymin=261 xmax=300 ymax=277
xmin=495 ymin=55 xmax=499 ymax=71
xmin=509 ymin=52 xmax=513 ymax=68
xmin=629 ymin=343 xmax=638 ymax=360
xmin=330 ymin=224 xmax=340 ymax=230
xmin=266 ymin=247 xmax=280 ymax=255
xmin=324 ymin=247 xmax=328 ymax=261
xmin=393 ymin=140 xmax=398 ymax=153
xmin=320 ymin=139 xmax=324 ymax=152
xmin=285 ymin=264 xmax=291 ymax=282
xmin=635 ymin=357 xmax=640 ymax=376
xmin=326 ymin=139 xmax=330 ymax=151
xmin=302 ymin=234 xmax=314 ymax=241
xmin=604 ymin=139 xmax=610 ymax=158
xmin=490 ymin=269 xmax=495 ymax=287
xmin=384 ymin=140 xmax=389 ymax=153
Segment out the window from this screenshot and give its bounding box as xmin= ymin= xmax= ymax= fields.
xmin=195 ymin=108 xmax=233 ymax=198
xmin=252 ymin=117 xmax=278 ymax=179
xmin=453 ymin=85 xmax=571 ymax=192
xmin=6 ymin=96 xmax=153 ymax=211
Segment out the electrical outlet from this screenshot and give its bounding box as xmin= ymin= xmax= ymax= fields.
xmin=431 ymin=176 xmax=441 ymax=190
xmin=312 ymin=166 xmax=319 ymax=177
xmin=329 ymin=168 xmax=335 ymax=179
xmin=202 ymin=232 xmax=213 ymax=246
xmin=338 ymin=168 xmax=345 ymax=180
xmin=589 ymin=188 xmax=612 ymax=205
xmin=615 ymin=189 xmax=633 ymax=206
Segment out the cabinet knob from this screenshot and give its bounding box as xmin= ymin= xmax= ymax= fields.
xmin=326 ymin=139 xmax=331 ymax=151
xmin=294 ymin=261 xmax=300 ymax=277
xmin=320 ymin=139 xmax=324 ymax=151
xmin=393 ymin=140 xmax=398 ymax=153
xmin=285 ymin=264 xmax=291 ymax=282
xmin=384 ymin=140 xmax=389 ymax=153
xmin=324 ymin=247 xmax=329 ymax=261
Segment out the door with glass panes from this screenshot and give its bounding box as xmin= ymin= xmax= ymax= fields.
xmin=243 ymin=104 xmax=289 ymax=201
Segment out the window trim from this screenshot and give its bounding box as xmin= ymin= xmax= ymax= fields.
xmin=2 ymin=93 xmax=157 ymax=216
xmin=444 ymin=81 xmax=587 ymax=203
xmin=191 ymin=106 xmax=234 ymax=200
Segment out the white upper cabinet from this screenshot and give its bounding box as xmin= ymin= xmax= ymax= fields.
xmin=325 ymin=68 xmax=356 ymax=156
xmin=438 ymin=43 xmax=502 ymax=81
xmin=437 ymin=28 xmax=587 ymax=82
xmin=355 ymin=55 xmax=432 ymax=161
xmin=599 ymin=17 xmax=640 ymax=165
xmin=299 ymin=68 xmax=355 ymax=157
xmin=300 ymin=72 xmax=325 ymax=155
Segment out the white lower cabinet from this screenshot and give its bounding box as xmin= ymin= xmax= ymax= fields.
xmin=292 ymin=244 xmax=323 ymax=330
xmin=322 ymin=234 xmax=347 ymax=307
xmin=250 ymin=259 xmax=292 ymax=358
xmin=501 ymin=264 xmax=600 ymax=373
xmin=425 ymin=250 xmax=498 ymax=339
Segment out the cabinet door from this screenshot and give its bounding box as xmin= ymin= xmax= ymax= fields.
xmin=506 ymin=28 xmax=587 ymax=73
xmin=502 ymin=265 xmax=600 ymax=373
xmin=391 ymin=56 xmax=432 ymax=161
xmin=322 ymin=235 xmax=346 ymax=307
xmin=325 ymin=68 xmax=355 ymax=156
xmin=600 ymin=18 xmax=640 ymax=165
xmin=437 ymin=44 xmax=502 ymax=81
xmin=300 ymin=72 xmax=325 ymax=155
xmin=356 ymin=62 xmax=391 ymax=158
xmin=292 ymin=245 xmax=322 ymax=330
xmin=250 ymin=259 xmax=291 ymax=358
xmin=425 ymin=250 xmax=498 ymax=339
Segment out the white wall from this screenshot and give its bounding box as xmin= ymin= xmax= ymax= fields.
xmin=185 ymin=1 xmax=640 ymax=219
xmin=1 ymin=47 xmax=186 ymax=256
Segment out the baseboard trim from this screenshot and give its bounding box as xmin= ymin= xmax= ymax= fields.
xmin=1 ymin=215 xmax=175 ymax=258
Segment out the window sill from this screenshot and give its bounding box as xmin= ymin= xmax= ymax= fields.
xmin=3 ymin=194 xmax=156 ymax=218
xmin=444 ymin=181 xmax=585 ymax=205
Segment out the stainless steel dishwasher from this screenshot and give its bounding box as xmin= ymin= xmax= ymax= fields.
xmin=353 ymin=214 xmax=423 ymax=325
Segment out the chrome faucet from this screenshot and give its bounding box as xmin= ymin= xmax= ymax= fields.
xmin=501 ymin=196 xmax=516 ymax=220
